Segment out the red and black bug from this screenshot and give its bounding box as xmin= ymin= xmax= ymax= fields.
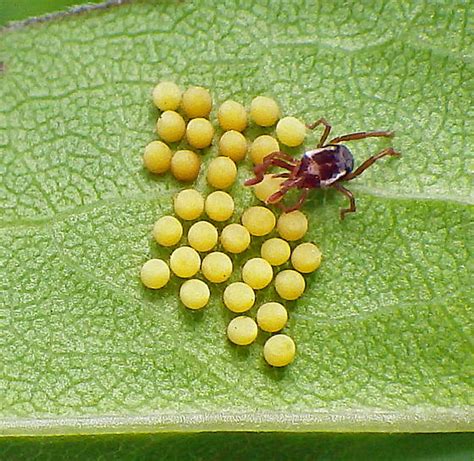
xmin=245 ymin=118 xmax=400 ymax=219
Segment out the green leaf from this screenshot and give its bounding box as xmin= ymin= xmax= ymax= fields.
xmin=0 ymin=0 xmax=472 ymax=436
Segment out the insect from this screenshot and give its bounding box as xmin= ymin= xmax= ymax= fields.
xmin=245 ymin=118 xmax=401 ymax=219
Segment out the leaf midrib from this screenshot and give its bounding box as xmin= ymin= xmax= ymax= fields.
xmin=1 ymin=186 xmax=471 ymax=231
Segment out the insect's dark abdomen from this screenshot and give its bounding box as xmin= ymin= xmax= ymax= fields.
xmin=300 ymin=144 xmax=354 ymax=188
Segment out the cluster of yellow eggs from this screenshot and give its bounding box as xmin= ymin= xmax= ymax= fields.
xmin=144 ymin=81 xmax=309 ymax=183
xmin=143 ymin=83 xmax=213 ymax=181
xmin=140 ymin=82 xmax=321 ymax=367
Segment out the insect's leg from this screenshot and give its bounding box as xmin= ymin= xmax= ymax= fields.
xmin=266 ymin=188 xmax=290 ymax=206
xmin=266 ymin=177 xmax=304 ymax=207
xmin=263 ymin=151 xmax=297 ymax=164
xmin=343 ymin=147 xmax=401 ymax=181
xmin=245 ymin=159 xmax=296 ymax=186
xmin=271 ymin=172 xmax=291 ymax=178
xmin=269 ymin=159 xmax=297 ymax=170
xmin=282 ymin=189 xmax=310 ymax=212
xmin=306 ymin=117 xmax=332 ymax=147
xmin=244 ymin=152 xmax=298 ymax=186
xmin=332 ymin=182 xmax=356 ymax=220
xmin=329 ymin=130 xmax=394 ymax=144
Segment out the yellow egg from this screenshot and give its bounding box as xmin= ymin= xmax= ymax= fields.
xmin=140 ymin=259 xmax=170 ymax=289
xmin=260 ymin=238 xmax=291 ymax=266
xmin=186 ymin=118 xmax=215 ymax=149
xmin=219 ymin=130 xmax=248 ymax=162
xmin=275 ymin=270 xmax=305 ymax=300
xmin=256 ymin=302 xmax=288 ymax=332
xmin=276 ymin=116 xmax=306 ymax=147
xmin=241 ymin=206 xmax=276 ymax=236
xmin=250 ymin=96 xmax=280 ymax=127
xmin=206 ymin=157 xmax=237 ymax=190
xmin=218 ymin=100 xmax=247 ymax=132
xmin=181 ymin=86 xmax=212 ymax=118
xmin=174 ymin=189 xmax=204 ymax=221
xmin=223 ymin=282 xmax=255 ymax=313
xmin=179 ymin=279 xmax=210 ymax=310
xmin=263 ymin=334 xmax=296 ymax=367
xmin=143 ymin=141 xmax=172 ymax=174
xmin=169 ymin=246 xmax=201 ymax=278
xmin=227 ymin=316 xmax=258 ymax=346
xmin=277 ymin=210 xmax=308 ymax=241
xmin=153 ymin=215 xmax=183 ymax=247
xmin=170 ymin=150 xmax=201 ymax=182
xmin=291 ymin=242 xmax=322 ymax=273
xmin=156 ymin=110 xmax=186 ymax=143
xmin=204 ymin=191 xmax=235 ymax=222
xmin=250 ymin=135 xmax=280 ymax=165
xmin=242 ymin=257 xmax=273 ymax=290
xmin=201 ymin=252 xmax=233 ymax=283
xmin=220 ymin=223 xmax=251 ymax=254
xmin=187 ymin=221 xmax=218 ymax=252
xmin=152 ymin=81 xmax=181 ymax=111
xmin=252 ymin=174 xmax=285 ymax=203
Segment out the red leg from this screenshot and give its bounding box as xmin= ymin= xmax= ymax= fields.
xmin=332 ymin=182 xmax=356 ymax=220
xmin=271 ymin=172 xmax=291 ymax=179
xmin=306 ymin=117 xmax=332 ymax=147
xmin=245 ymin=152 xmax=298 ymax=186
xmin=329 ymin=130 xmax=394 ymax=144
xmin=263 ymin=151 xmax=296 ymax=163
xmin=266 ymin=177 xmax=303 ymax=205
xmin=281 ymin=189 xmax=310 ymax=212
xmin=344 ymin=147 xmax=400 ymax=181
xmin=267 ymin=189 xmax=290 ymax=205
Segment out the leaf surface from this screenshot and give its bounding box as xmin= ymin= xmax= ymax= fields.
xmin=0 ymin=0 xmax=473 ymax=435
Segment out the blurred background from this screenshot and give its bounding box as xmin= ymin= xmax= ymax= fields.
xmin=1 ymin=1 xmax=473 ymax=460
xmin=0 ymin=0 xmax=102 ymax=26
